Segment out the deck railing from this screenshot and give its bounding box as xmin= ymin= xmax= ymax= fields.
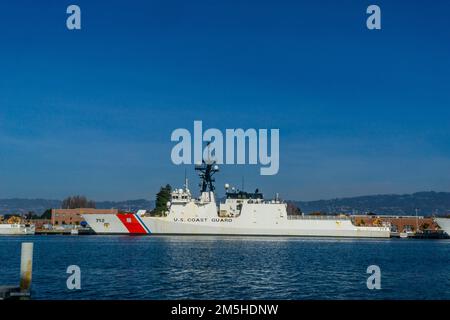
xmin=287 ymin=215 xmax=350 ymax=221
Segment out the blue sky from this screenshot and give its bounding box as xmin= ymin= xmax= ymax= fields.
xmin=0 ymin=0 xmax=449 ymax=201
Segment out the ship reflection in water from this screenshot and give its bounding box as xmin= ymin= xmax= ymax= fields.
xmin=0 ymin=235 xmax=449 ymax=300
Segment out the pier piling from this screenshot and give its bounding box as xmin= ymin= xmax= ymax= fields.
xmin=19 ymin=242 xmax=33 ymax=293
xmin=0 ymin=242 xmax=33 ymax=300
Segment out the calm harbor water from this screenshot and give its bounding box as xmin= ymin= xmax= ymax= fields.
xmin=0 ymin=235 xmax=449 ymax=300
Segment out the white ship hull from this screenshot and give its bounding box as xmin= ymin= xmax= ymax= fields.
xmin=435 ymin=218 xmax=450 ymax=236
xmin=143 ymin=217 xmax=389 ymax=238
xmin=83 ymin=212 xmax=390 ymax=238
xmin=0 ymin=224 xmax=35 ymax=235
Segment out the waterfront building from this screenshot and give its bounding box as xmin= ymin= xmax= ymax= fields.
xmin=51 ymin=208 xmax=118 ymax=226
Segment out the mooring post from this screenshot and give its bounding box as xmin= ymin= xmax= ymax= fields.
xmin=19 ymin=242 xmax=33 ymax=293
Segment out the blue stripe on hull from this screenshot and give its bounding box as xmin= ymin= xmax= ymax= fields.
xmin=135 ymin=214 xmax=151 ymax=234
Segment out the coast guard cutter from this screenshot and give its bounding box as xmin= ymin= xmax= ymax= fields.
xmin=83 ymin=162 xmax=390 ymax=238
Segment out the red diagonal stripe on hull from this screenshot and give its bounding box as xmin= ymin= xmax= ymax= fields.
xmin=116 ymin=214 xmax=147 ymax=234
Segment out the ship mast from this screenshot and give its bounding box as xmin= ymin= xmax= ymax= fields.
xmin=195 ymin=142 xmax=219 ymax=193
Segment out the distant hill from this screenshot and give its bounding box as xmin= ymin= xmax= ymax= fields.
xmin=0 ymin=198 xmax=154 ymax=216
xmin=96 ymin=199 xmax=154 ymax=212
xmin=0 ymin=198 xmax=61 ymax=216
xmin=1 ymin=191 xmax=449 ymax=217
xmin=294 ymin=191 xmax=450 ymax=216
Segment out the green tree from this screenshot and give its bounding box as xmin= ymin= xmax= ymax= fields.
xmin=420 ymin=223 xmax=430 ymax=230
xmin=152 ymin=184 xmax=172 ymax=216
xmin=286 ymin=202 xmax=302 ymax=215
xmin=41 ymin=209 xmax=52 ymax=219
xmin=25 ymin=211 xmax=40 ymax=220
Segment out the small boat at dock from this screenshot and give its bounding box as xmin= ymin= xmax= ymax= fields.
xmin=0 ymin=216 xmax=35 ymax=235
xmin=0 ymin=224 xmax=35 ymax=235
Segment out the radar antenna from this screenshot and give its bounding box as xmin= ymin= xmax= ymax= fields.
xmin=195 ymin=142 xmax=219 ymax=192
